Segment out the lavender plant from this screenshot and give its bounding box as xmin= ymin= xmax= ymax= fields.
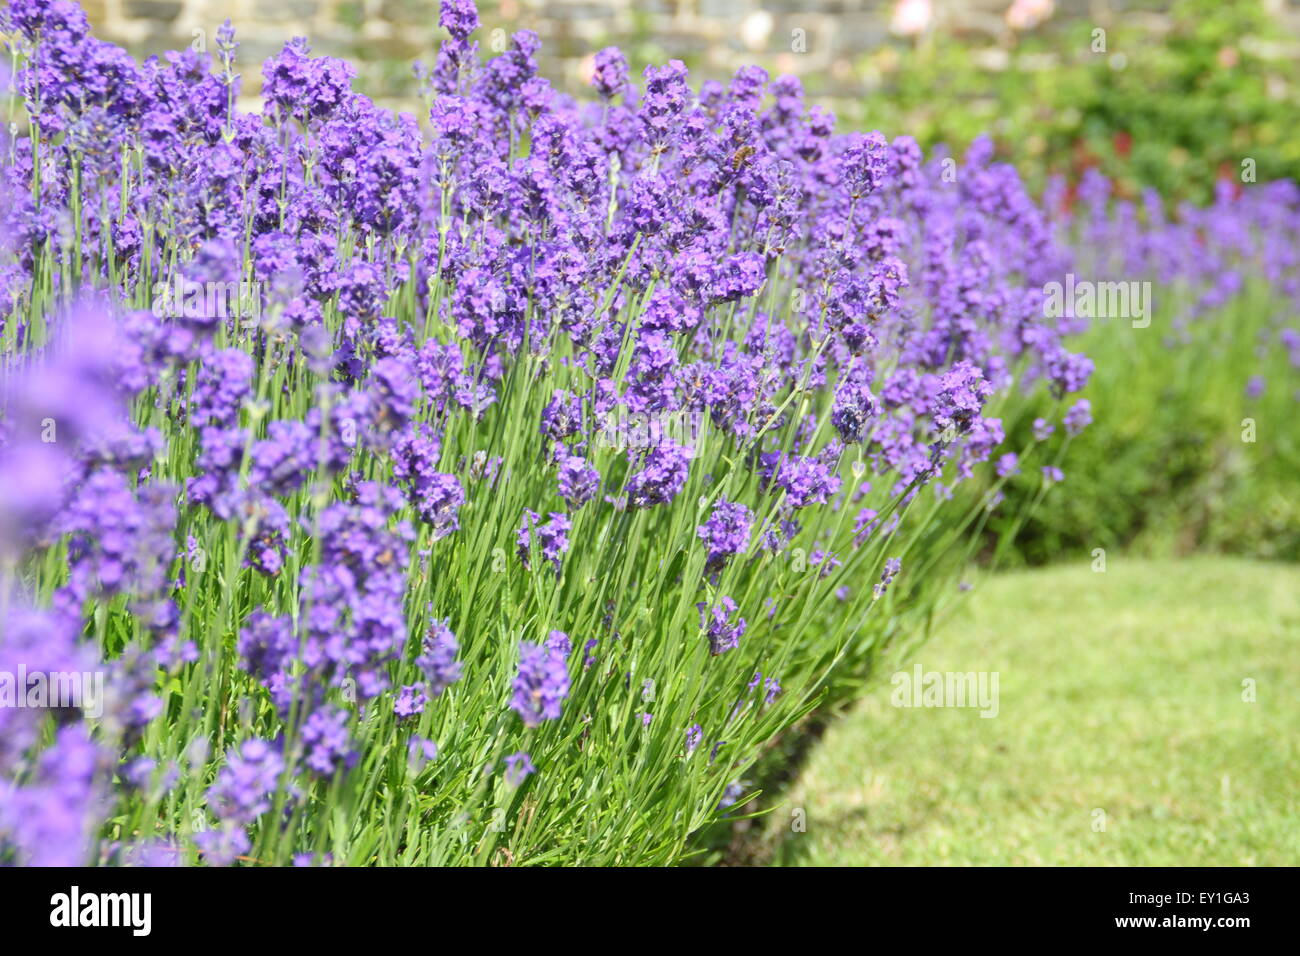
xmin=0 ymin=0 xmax=1100 ymax=866
xmin=983 ymin=171 xmax=1300 ymax=563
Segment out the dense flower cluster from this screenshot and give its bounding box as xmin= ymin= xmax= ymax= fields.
xmin=697 ymin=499 xmax=754 ymax=571
xmin=194 ymin=738 xmax=285 ymax=864
xmin=1049 ymin=171 xmax=1300 ymax=401
xmin=13 ymin=0 xmax=1253 ymax=868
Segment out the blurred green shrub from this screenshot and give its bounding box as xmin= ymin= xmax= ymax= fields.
xmin=980 ymin=280 xmax=1300 ymax=564
xmin=857 ymin=0 xmax=1300 ymax=202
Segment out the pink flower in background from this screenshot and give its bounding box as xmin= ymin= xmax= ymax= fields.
xmin=1006 ymin=0 xmax=1055 ymax=32
xmin=891 ymin=0 xmax=933 ymax=37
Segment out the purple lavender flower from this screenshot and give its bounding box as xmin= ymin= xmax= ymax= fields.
xmin=709 ymin=252 xmax=766 ymax=304
xmin=685 ymin=724 xmax=703 ymax=755
xmin=838 ymin=131 xmax=889 ymax=200
xmin=407 ymin=738 xmax=439 ymax=772
xmin=516 ymin=510 xmax=572 ymax=571
xmin=191 ymin=349 xmax=253 ymax=428
xmin=546 ymin=630 xmax=573 ymax=656
xmin=697 ymin=597 xmax=747 ymax=656
xmin=591 ymin=47 xmax=630 ymax=101
xmin=393 ymin=427 xmax=464 ymax=537
xmin=557 ymin=454 xmax=600 ymax=508
xmin=626 ymin=439 xmax=691 ymax=508
xmin=195 ymin=738 xmax=283 ymax=865
xmin=299 ymin=707 xmax=355 ymax=777
xmin=249 ymin=420 xmax=315 ymax=498
xmin=0 ymin=724 xmax=106 ymax=866
xmin=56 ymin=470 xmax=178 ymax=633
xmin=237 ymin=611 xmax=298 ymax=703
xmin=625 ymin=329 xmax=681 ymax=415
xmin=1044 ymin=348 xmax=1094 ymax=397
xmin=767 ymin=452 xmax=842 ymax=510
xmin=417 ymin=618 xmax=462 ymax=696
xmin=504 ymin=751 xmax=536 ymax=786
xmin=873 ymin=557 xmax=902 ymax=599
xmin=697 ymin=499 xmax=753 ymax=570
xmin=262 ymin=38 xmax=356 ymax=125
xmin=540 ymin=389 xmax=585 ymax=442
xmin=1063 ymin=398 xmax=1093 ymax=436
xmin=933 ymin=361 xmax=994 ymax=437
xmin=764 ymin=678 xmax=782 ymax=705
xmin=510 ymin=641 xmax=570 ymax=726
xmin=831 ymin=377 xmax=879 ymax=443
xmin=640 ymin=60 xmax=690 ymax=145
xmin=439 ymin=0 xmax=480 ymax=38
xmin=394 ymin=685 xmax=427 ymax=720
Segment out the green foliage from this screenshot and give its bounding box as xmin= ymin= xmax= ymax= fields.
xmin=856 ymin=0 xmax=1300 ymax=201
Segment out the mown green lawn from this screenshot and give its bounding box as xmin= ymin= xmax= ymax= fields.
xmin=765 ymin=558 xmax=1300 ymax=866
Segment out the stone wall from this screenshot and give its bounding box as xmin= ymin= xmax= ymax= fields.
xmin=83 ymin=0 xmax=1300 ymax=108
